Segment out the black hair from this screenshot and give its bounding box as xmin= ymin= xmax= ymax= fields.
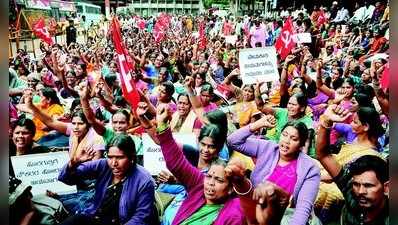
xmin=113 ymin=96 xmax=128 ymax=108
xmin=356 ymin=84 xmax=375 ymax=99
xmin=177 ymin=93 xmax=192 ymax=105
xmin=357 ymin=107 xmax=385 ymax=140
xmin=105 ymin=74 xmax=117 ymax=87
xmin=332 ymin=77 xmax=344 ymax=89
xmin=65 ymin=70 xmax=76 ymax=77
xmin=290 ymin=92 xmax=308 ymax=108
xmin=14 ymin=118 xmax=36 ymax=137
xmin=205 ymin=110 xmax=228 ymax=147
xmin=199 ymin=123 xmax=225 ymax=153
xmin=349 ymin=155 xmax=388 ymax=183
xmin=41 ymin=87 xmax=61 ymax=105
xmin=107 ymin=134 xmax=136 ymax=162
xmin=242 ymin=84 xmax=254 ymax=92
xmin=113 ymin=109 xmax=131 ymax=124
xmin=281 ymin=121 xmax=309 ymax=147
xmin=95 ymin=108 xmax=107 ymax=122
xmin=209 ymin=158 xmax=231 ymax=184
xmin=354 ymin=85 xmax=376 ymax=108
xmin=291 ymin=81 xmax=307 ymax=96
xmin=71 ymin=109 xmax=90 ymax=127
xmin=354 ymin=93 xmax=375 ymax=108
xmin=70 ymin=98 xmax=81 ymax=113
xmin=201 ymin=83 xmax=214 ymax=95
xmin=343 ymin=77 xmax=355 ymax=88
xmin=161 ymin=81 xmax=175 ymax=98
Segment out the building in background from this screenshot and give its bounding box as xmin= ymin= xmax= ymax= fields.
xmin=127 ymin=0 xmax=204 ymax=16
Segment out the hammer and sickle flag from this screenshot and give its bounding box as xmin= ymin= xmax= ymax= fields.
xmin=275 ymin=17 xmax=296 ymax=60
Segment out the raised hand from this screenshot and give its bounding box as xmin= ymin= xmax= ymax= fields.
xmin=334 ymin=88 xmax=347 ymax=101
xmin=255 ymin=79 xmax=265 ymax=91
xmin=23 ymin=88 xmax=34 ymax=109
xmin=157 ymin=170 xmax=176 ymax=184
xmin=94 ymin=81 xmax=104 ymax=97
xmin=184 ymin=76 xmax=194 ymax=90
xmin=72 ymin=146 xmax=96 ymax=164
xmin=249 ymin=114 xmax=276 ymax=132
xmin=136 ymin=102 xmax=149 ymax=118
xmin=284 ymin=55 xmax=296 ymax=65
xmin=78 ymin=81 xmax=91 ymax=100
xmin=323 ymin=104 xmax=351 ymax=122
xmin=316 ymin=60 xmax=323 ymax=72
xmin=253 ymin=181 xmax=290 ymax=225
xmin=224 ymin=157 xmax=247 ymax=184
xmin=263 ymin=114 xmax=277 ymax=128
xmin=156 ymin=103 xmax=171 ymax=126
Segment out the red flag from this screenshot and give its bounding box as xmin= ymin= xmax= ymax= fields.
xmin=317 ymin=9 xmax=326 ymax=27
xmin=198 ymin=21 xmax=207 ymax=49
xmin=110 ymin=17 xmax=140 ymax=109
xmin=32 ymin=18 xmax=53 ymax=45
xmin=138 ymin=19 xmax=146 ymax=30
xmin=153 ymin=13 xmax=171 ymax=43
xmin=274 ymin=17 xmax=296 ymax=60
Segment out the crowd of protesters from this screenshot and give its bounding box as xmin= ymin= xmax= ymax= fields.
xmin=9 ymin=0 xmax=389 ymax=225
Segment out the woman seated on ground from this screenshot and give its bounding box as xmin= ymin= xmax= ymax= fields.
xmin=137 ymin=103 xmax=229 ymax=225
xmin=199 ymin=84 xmax=218 ymax=113
xmin=17 ymin=87 xmax=64 ymax=142
xmin=170 ymin=93 xmax=202 ymax=135
xmin=255 ymin=89 xmax=314 ymax=156
xmin=22 ymin=93 xmax=105 ymax=213
xmin=58 ymin=134 xmax=156 ymax=225
xmin=222 ymin=69 xmax=259 ymax=128
xmin=154 ymin=104 xmax=246 ymax=225
xmin=79 ymin=83 xmax=144 ymax=164
xmin=227 ymin=116 xmax=320 ymax=225
xmin=9 ymin=118 xmax=50 ymax=177
xmin=10 ymin=117 xmax=50 ymax=157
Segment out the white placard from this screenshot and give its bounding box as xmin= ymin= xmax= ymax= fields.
xmin=11 ymin=152 xmax=77 ymax=196
xmin=239 ymin=47 xmax=279 ymax=84
xmin=366 ymin=53 xmax=389 ymax=63
xmin=341 ymin=25 xmax=347 ymax=34
xmin=292 ymin=33 xmax=312 ymax=43
xmin=143 ymin=133 xmax=197 ymax=175
xmin=225 ymin=35 xmax=238 ymax=45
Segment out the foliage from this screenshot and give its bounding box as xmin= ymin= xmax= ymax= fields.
xmin=203 ymin=0 xmax=230 ymax=9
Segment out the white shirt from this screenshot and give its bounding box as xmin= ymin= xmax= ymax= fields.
xmin=280 ymin=10 xmax=290 ymax=18
xmin=351 ymin=5 xmax=375 ymax=22
xmin=333 ymin=8 xmax=349 ymax=22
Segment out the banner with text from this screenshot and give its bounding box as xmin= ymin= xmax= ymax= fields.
xmin=143 ymin=133 xmax=197 ymax=175
xmin=239 ymin=47 xmax=279 ymax=84
xmin=11 ymin=152 xmax=77 ymax=196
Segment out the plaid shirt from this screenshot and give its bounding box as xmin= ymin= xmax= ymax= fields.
xmin=334 ymin=166 xmax=389 ymax=225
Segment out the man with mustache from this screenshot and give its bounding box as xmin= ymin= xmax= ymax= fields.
xmin=317 ymin=107 xmax=389 ymax=225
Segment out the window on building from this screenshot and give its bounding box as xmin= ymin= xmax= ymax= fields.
xmin=85 ymin=6 xmax=100 ymax=14
xmin=76 ymin=5 xmax=83 ymax=13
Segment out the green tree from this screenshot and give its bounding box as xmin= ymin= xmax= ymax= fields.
xmin=203 ymin=0 xmax=230 ymax=9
